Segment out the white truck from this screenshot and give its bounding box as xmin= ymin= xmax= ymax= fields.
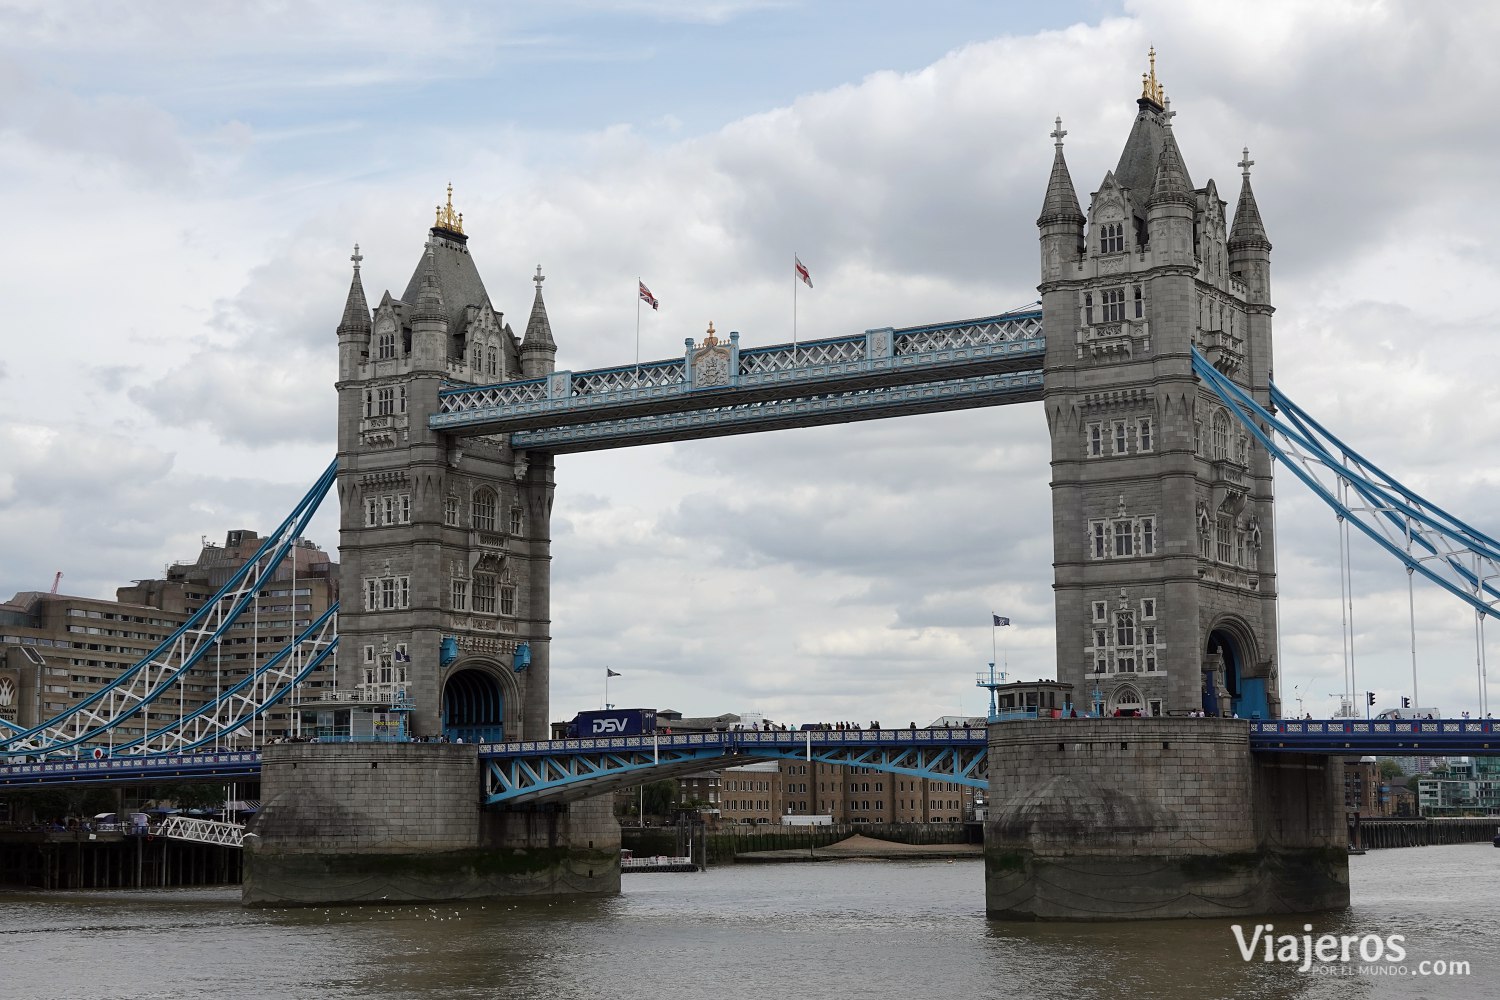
xmin=1375 ymin=707 xmax=1442 ymax=720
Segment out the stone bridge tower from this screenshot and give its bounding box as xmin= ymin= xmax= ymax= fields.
xmin=333 ymin=188 xmax=557 ymax=741
xmin=1039 ymin=54 xmax=1281 ymax=720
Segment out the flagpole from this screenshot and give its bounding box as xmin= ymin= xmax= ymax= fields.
xmin=792 ymin=252 xmax=798 ymax=362
xmin=605 ymin=667 xmax=610 ymax=711
xmin=635 ymin=279 xmax=642 ymax=383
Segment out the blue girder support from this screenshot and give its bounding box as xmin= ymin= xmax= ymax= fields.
xmin=1193 ymin=350 xmax=1500 ymax=618
xmin=1249 ymin=718 xmax=1500 ymax=754
xmin=0 ymin=462 xmax=338 ymax=756
xmin=430 ymin=311 xmax=1044 ymax=450
xmin=509 ymin=372 xmax=1044 ymax=453
xmin=0 ymin=752 xmax=262 ymax=789
xmin=479 ymin=728 xmax=989 ymax=806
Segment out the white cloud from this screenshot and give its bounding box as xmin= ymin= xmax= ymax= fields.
xmin=3 ymin=1 xmax=1500 ymax=725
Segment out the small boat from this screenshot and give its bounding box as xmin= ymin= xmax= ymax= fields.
xmin=620 ymin=849 xmax=697 ymax=873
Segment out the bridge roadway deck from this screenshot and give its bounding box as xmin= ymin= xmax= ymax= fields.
xmin=1 ymin=720 xmax=1494 ymax=792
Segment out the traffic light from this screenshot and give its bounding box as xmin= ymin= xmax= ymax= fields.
xmin=1367 ymin=692 xmax=1376 ymax=706
xmin=1402 ymin=696 xmax=1410 ymax=709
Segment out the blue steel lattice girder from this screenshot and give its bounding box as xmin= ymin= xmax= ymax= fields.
xmin=480 ymin=729 xmax=990 ymax=805
xmin=507 ymin=373 xmax=1044 ymax=454
xmin=1193 ymin=351 xmax=1500 ymax=617
xmin=432 ymin=311 xmax=1044 ymax=438
xmin=734 ymin=745 xmax=987 ymax=789
xmin=0 ymin=462 xmax=339 ymax=755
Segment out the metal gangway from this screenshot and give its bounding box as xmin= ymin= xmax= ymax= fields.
xmin=156 ymin=815 xmax=246 ymax=848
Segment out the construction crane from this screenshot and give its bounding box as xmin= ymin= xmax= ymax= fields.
xmin=50 ymin=571 xmax=61 ymax=594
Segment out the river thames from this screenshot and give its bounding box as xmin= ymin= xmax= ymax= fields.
xmin=1 ymin=843 xmax=1492 ymax=1000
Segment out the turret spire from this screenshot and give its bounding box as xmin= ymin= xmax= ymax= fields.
xmin=1230 ymin=146 xmax=1270 ymax=248
xmin=1149 ymin=135 xmax=1192 ymax=207
xmin=413 ymin=242 xmax=446 ymax=321
xmin=1038 ymin=116 xmax=1085 ymax=226
xmin=338 ymin=243 xmax=371 ymax=335
xmin=519 ymin=264 xmax=557 ymax=377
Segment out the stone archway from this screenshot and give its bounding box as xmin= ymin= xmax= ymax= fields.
xmin=1110 ymin=685 xmax=1144 ymax=717
xmin=441 ymin=667 xmax=506 ymax=744
xmin=1205 ymin=619 xmax=1267 ymax=719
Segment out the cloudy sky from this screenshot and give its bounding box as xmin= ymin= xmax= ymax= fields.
xmin=3 ymin=0 xmax=1499 ymax=726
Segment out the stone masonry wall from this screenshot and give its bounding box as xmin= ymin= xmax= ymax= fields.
xmin=985 ymin=718 xmax=1348 ymax=920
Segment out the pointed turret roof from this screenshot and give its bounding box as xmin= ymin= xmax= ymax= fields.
xmin=412 ymin=244 xmax=446 ymax=323
xmin=520 ymin=265 xmax=556 ymax=352
xmin=1037 ymin=117 xmax=1085 ymax=226
xmin=1113 ymin=53 xmax=1192 ymax=212
xmin=1149 ymin=133 xmax=1193 ymax=207
xmin=1229 ymin=147 xmax=1270 ymax=247
xmin=338 ymin=244 xmax=370 ymax=334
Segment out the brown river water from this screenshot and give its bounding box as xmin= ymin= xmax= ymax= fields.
xmin=1 ymin=843 xmax=1494 ymax=1000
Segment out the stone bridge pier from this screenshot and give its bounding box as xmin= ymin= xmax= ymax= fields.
xmin=984 ymin=719 xmax=1348 ymax=920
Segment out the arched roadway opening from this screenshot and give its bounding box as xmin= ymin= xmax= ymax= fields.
xmin=442 ymin=668 xmax=506 ymax=743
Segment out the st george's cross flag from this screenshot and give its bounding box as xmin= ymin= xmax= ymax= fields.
xmin=795 ymin=256 xmax=813 ymax=288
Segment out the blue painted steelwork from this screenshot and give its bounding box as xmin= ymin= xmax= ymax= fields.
xmin=478 ymin=728 xmax=989 ymax=806
xmin=1194 ymin=350 xmax=1500 ymax=618
xmin=508 ymin=372 xmax=1045 ymax=453
xmin=429 ymin=311 xmax=1044 ymax=450
xmin=0 ymin=751 xmax=262 ymax=788
xmin=1249 ymin=718 xmax=1500 ymax=754
xmin=0 ymin=462 xmax=339 ymax=757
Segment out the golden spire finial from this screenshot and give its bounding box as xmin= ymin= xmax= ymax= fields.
xmin=703 ymin=321 xmax=718 ymax=347
xmin=434 ymin=182 xmax=464 ymax=234
xmin=1140 ymin=47 xmax=1164 ymax=106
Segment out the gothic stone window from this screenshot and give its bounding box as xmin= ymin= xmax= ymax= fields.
xmin=1101 ymin=287 xmax=1126 ymax=323
xmin=1133 ymin=284 xmax=1144 ymax=319
xmin=451 ymin=577 xmax=468 ymax=611
xmin=444 ymin=495 xmax=460 ymax=526
xmin=499 ymin=584 xmax=517 ymax=616
xmin=377 ymin=387 xmax=395 ymax=416
xmin=1089 ymin=516 xmax=1156 ymax=560
xmin=473 ymin=574 xmax=497 ymax=614
xmin=1099 ymin=222 xmax=1124 ymax=254
xmin=1088 ymin=423 xmax=1103 ymax=458
xmin=365 ymin=493 xmax=411 ymax=527
xmin=1113 ymin=421 xmax=1127 ymax=455
xmin=363 ymin=574 xmax=411 ymax=611
xmin=473 ymin=488 xmax=497 ymax=532
xmin=509 ymin=507 xmax=524 ymax=535
xmin=1212 ymin=410 xmax=1230 ymax=460
xmin=1137 ymin=417 xmax=1152 ymax=452
xmin=378 ymin=330 xmax=396 ymax=360
xmin=487 ymin=346 xmax=498 ymax=377
xmin=471 ymin=344 xmax=483 ymax=372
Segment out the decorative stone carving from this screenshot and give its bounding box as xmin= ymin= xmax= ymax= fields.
xmin=693 ymin=347 xmax=731 ymax=387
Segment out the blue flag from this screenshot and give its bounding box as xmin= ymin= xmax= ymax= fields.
xmin=992 ymin=615 xmax=1011 ymax=627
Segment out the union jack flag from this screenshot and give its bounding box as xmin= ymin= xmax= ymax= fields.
xmin=639 ymin=281 xmax=659 ymax=311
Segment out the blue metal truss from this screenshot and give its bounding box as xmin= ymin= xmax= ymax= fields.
xmin=0 ymin=751 xmax=262 ymax=789
xmin=479 ymin=729 xmax=989 ymax=806
xmin=1194 ymin=349 xmax=1500 ymax=619
xmin=509 ymin=372 xmax=1044 ymax=453
xmin=430 ymin=310 xmax=1045 ymax=450
xmin=1250 ymin=718 xmax=1500 ymax=754
xmin=0 ymin=462 xmax=338 ymax=756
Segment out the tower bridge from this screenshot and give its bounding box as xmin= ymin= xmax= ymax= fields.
xmin=5 ymin=55 xmax=1498 ymax=918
